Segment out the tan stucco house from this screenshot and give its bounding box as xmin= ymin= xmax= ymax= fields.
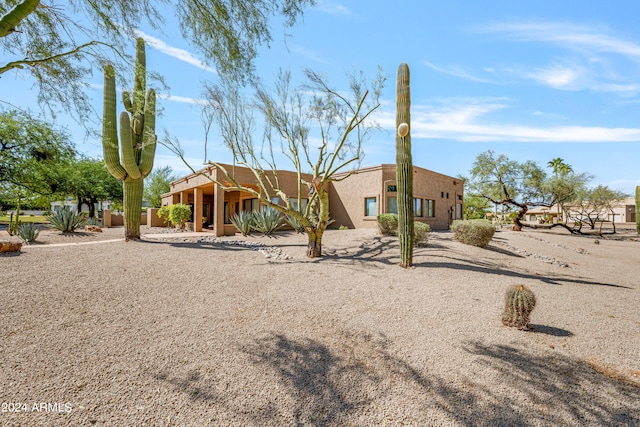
xmin=161 ymin=163 xmax=464 ymax=236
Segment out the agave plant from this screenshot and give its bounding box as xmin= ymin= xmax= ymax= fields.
xmin=251 ymin=207 xmax=283 ymax=236
xmin=285 ymin=214 xmax=306 ymax=233
xmin=46 ymin=207 xmax=87 ymax=232
xmin=230 ymin=210 xmax=255 ymax=236
xmin=17 ymin=222 xmax=40 ymax=243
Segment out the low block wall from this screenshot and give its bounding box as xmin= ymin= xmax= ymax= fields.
xmin=103 ymin=209 xmax=166 ymax=228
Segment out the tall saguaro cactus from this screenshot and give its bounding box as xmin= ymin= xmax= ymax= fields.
xmin=636 ymin=186 xmax=640 ymax=234
xmin=396 ymin=63 xmax=414 ymax=268
xmin=102 ymin=37 xmax=156 ymax=240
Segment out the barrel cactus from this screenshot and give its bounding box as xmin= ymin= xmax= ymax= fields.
xmin=501 ymin=285 xmax=536 ymax=330
xmin=102 ymin=37 xmax=156 ymax=240
xmin=396 ymin=63 xmax=414 ymax=268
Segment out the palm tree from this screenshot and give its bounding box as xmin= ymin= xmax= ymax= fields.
xmin=547 ymin=158 xmax=573 ymax=222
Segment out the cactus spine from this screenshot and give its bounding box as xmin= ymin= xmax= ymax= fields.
xmin=396 ymin=63 xmax=414 ymax=268
xmin=636 ymin=186 xmax=640 ymax=234
xmin=501 ymin=285 xmax=536 ymax=330
xmin=102 ymin=37 xmax=156 ymax=240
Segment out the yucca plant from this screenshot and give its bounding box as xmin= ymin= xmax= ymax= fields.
xmin=251 ymin=207 xmax=283 ymax=236
xmin=231 ymin=210 xmax=256 ymax=236
xmin=501 ymin=285 xmax=536 ymax=330
xmin=46 ymin=207 xmax=87 ymax=232
xmin=17 ymin=222 xmax=39 ymax=243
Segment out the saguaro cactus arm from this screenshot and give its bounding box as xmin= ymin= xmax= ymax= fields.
xmin=139 ymin=88 xmax=157 ymax=176
xmin=0 ymin=0 xmax=39 ymax=38
xmin=102 ymin=64 xmax=128 ymax=180
xmin=119 ymin=112 xmax=142 ymax=179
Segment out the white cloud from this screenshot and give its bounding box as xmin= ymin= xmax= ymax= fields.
xmin=479 ymin=22 xmax=640 ymax=58
xmin=374 ymin=98 xmax=640 ymax=143
xmin=289 ymin=44 xmax=328 ymax=64
xmin=526 ymin=63 xmax=580 ymax=88
xmin=423 ymin=61 xmax=493 ymax=83
xmin=475 ymin=21 xmax=640 ymax=94
xmin=135 ymin=30 xmax=214 ymax=73
xmin=315 ymin=0 xmax=351 ymax=16
xmin=157 ymin=93 xmax=206 ymax=105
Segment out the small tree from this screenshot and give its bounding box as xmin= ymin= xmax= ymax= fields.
xmin=466 ymin=151 xmax=591 ymax=231
xmin=144 ymin=166 xmax=176 ymax=208
xmin=166 ymin=68 xmax=385 ymax=257
xmin=568 ymin=185 xmax=627 ymax=234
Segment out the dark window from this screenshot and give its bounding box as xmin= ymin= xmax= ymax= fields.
xmin=387 ymin=185 xmax=397 ymax=192
xmin=425 ymin=200 xmax=435 ymax=217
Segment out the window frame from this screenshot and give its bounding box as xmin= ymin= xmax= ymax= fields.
xmin=364 ymin=196 xmax=377 ymax=217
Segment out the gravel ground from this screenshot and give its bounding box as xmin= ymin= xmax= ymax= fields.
xmin=1 ymin=225 xmax=639 ymax=426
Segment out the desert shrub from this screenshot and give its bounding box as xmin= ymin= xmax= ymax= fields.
xmin=231 ymin=211 xmax=255 ymax=236
xmin=414 ymin=222 xmax=430 ymax=247
xmin=285 ymin=214 xmax=306 ymax=233
xmin=156 ymin=204 xmax=192 ymax=230
xmin=46 ymin=206 xmax=87 ymax=232
xmin=450 ymin=219 xmax=495 ymax=248
xmin=252 ymin=207 xmax=283 ymax=236
xmin=377 ymin=213 xmax=398 ymax=236
xmin=17 ymin=222 xmax=39 ymax=243
xmin=157 ymin=205 xmax=171 ymax=225
xmin=338 ymin=225 xmax=349 ymax=230
xmin=169 ymin=204 xmax=192 ymax=230
xmin=501 ymin=285 xmax=536 ymax=330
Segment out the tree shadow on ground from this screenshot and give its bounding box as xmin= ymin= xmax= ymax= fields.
xmin=150 ymin=329 xmax=639 ymax=425
xmin=239 ymin=332 xmax=640 ymax=426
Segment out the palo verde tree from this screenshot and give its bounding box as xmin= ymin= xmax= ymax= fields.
xmin=166 ymin=68 xmax=385 ymax=257
xmin=466 ymin=150 xmax=591 ymax=231
xmin=1 ymin=0 xmax=315 ymax=120
xmin=569 ymin=185 xmax=628 ymax=234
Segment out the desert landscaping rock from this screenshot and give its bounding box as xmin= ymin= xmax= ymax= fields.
xmin=1 ymin=225 xmax=639 ymax=425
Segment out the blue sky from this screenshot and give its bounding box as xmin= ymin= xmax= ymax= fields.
xmin=3 ymin=0 xmax=640 ymax=194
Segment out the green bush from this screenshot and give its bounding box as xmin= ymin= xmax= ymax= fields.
xmin=413 ymin=222 xmax=430 ymax=247
xmin=338 ymin=225 xmax=349 ymax=230
xmin=252 ymin=207 xmax=283 ymax=236
xmin=450 ymin=219 xmax=495 ymax=248
xmin=231 ymin=211 xmax=255 ymax=236
xmin=157 ymin=205 xmax=171 ymax=225
xmin=46 ymin=207 xmax=87 ymax=232
xmin=17 ymin=222 xmax=40 ymax=243
xmin=169 ymin=204 xmax=192 ymax=230
xmin=157 ymin=204 xmax=192 ymax=230
xmin=377 ymin=213 xmax=398 ymax=236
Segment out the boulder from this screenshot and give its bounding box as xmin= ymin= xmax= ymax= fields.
xmin=85 ymin=225 xmax=103 ymax=232
xmin=0 ymin=241 xmax=22 ymax=253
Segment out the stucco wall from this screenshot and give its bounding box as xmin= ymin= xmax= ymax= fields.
xmin=329 ymin=165 xmax=463 ymax=230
